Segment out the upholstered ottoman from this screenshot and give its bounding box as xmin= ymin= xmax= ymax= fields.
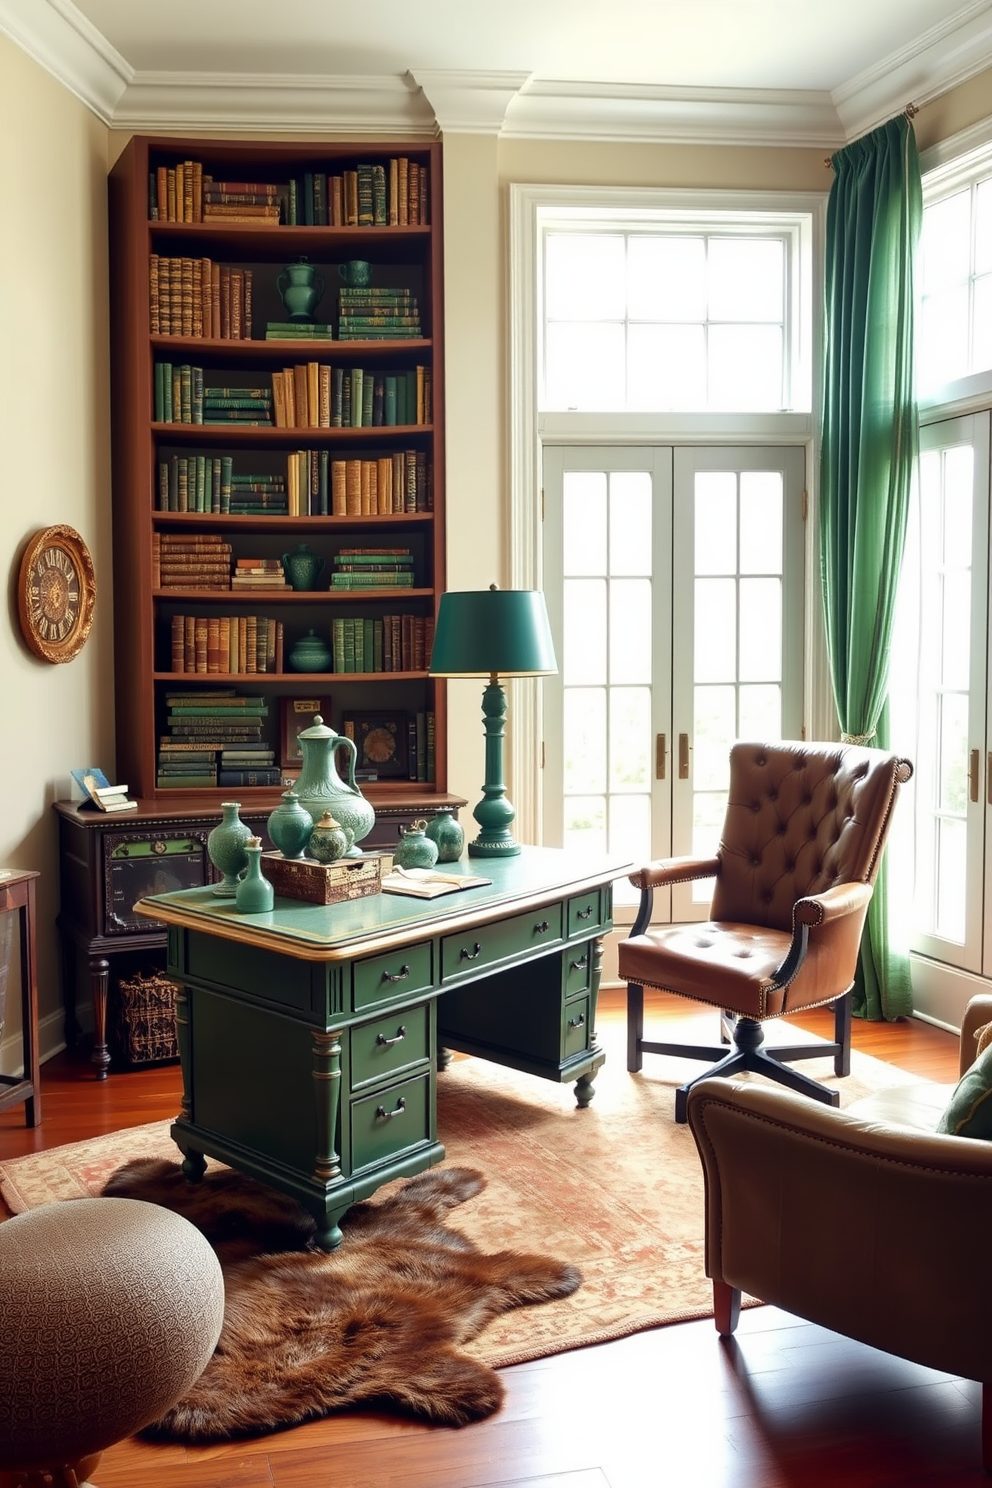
xmin=0 ymin=1196 xmax=224 ymax=1487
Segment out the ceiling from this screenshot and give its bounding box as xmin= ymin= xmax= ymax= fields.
xmin=3 ymin=0 xmax=992 ymax=144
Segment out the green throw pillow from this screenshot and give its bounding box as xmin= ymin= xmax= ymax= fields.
xmin=937 ymin=1042 xmax=992 ymax=1139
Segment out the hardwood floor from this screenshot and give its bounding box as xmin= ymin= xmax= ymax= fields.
xmin=1 ymin=987 xmax=982 ymax=1488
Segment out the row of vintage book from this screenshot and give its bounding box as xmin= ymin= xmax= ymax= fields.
xmin=153 ymin=362 xmax=431 ymax=430
xmin=157 ymin=690 xmax=279 ymax=788
xmin=169 ymin=614 xmax=285 ymax=674
xmin=149 ymin=257 xmax=253 ymax=339
xmin=153 ymin=449 xmax=431 ymax=519
xmin=148 ymin=159 xmax=428 ymax=227
xmin=331 ymin=614 xmax=434 ymax=674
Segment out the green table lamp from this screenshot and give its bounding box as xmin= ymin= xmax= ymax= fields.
xmin=429 ymin=584 xmax=558 ymax=857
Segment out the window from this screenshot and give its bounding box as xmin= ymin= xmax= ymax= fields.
xmin=919 ymin=147 xmax=992 ymax=397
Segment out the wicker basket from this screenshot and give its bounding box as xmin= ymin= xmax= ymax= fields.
xmin=115 ymin=970 xmax=180 ymax=1064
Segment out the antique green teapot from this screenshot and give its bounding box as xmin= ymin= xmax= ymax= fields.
xmin=281 ymin=543 xmax=325 ymax=592
xmin=294 ymin=715 xmax=375 ymax=855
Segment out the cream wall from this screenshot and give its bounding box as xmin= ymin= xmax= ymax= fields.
xmin=0 ymin=35 xmax=112 ymax=1069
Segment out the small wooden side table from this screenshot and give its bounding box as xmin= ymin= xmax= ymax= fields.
xmin=0 ymin=869 xmax=41 ymax=1127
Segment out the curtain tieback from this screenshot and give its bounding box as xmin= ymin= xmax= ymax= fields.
xmin=841 ymin=730 xmax=877 ymax=745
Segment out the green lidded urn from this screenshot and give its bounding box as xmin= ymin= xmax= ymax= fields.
xmin=425 ymin=810 xmax=464 ymax=863
xmin=207 ymin=801 xmax=253 ymax=896
xmin=235 ymin=837 xmax=274 ymax=914
xmin=266 ymin=788 xmax=313 ymax=860
xmin=392 ymin=819 xmax=439 ymax=872
xmin=288 ymin=629 xmax=332 ymax=673
xmin=308 ymin=811 xmax=353 ymax=863
xmin=294 ymin=714 xmax=375 ymax=856
xmin=281 ymin=543 xmax=324 ymax=592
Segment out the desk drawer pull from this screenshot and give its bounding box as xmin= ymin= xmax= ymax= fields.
xmin=568 ymin=1013 xmax=586 ymax=1030
xmin=382 ymin=964 xmax=411 ymax=984
xmin=460 ymin=942 xmax=483 ymax=962
xmin=375 ymin=1025 xmax=406 ymax=1047
xmin=575 ymin=905 xmax=594 ymax=921
xmin=570 ymin=954 xmax=589 ymax=972
xmin=375 ymin=1096 xmax=407 ymax=1121
xmin=534 ymin=920 xmax=550 ymax=934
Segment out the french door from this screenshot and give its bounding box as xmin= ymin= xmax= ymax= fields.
xmin=890 ymin=412 xmax=992 ymax=1026
xmin=542 ymin=444 xmax=805 ymax=924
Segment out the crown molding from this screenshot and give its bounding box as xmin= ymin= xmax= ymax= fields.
xmin=1 ymin=0 xmax=991 ymax=146
xmin=111 ymin=72 xmax=437 ymax=138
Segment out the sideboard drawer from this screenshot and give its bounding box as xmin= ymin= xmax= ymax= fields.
xmin=440 ymin=903 xmax=563 ymax=984
xmin=352 ymin=941 xmax=435 ymax=1011
xmin=104 ymin=830 xmax=210 ymax=934
xmin=350 ymin=1002 xmax=432 ymax=1090
xmin=348 ymin=1070 xmax=433 ymax=1173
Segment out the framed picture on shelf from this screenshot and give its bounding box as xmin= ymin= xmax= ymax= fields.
xmin=279 ymin=694 xmax=333 ymax=768
xmin=344 ymin=711 xmax=409 ymax=779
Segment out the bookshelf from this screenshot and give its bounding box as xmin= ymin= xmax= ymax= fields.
xmin=108 ymin=135 xmax=454 ymax=815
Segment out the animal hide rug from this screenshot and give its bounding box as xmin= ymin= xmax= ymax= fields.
xmin=99 ymin=1159 xmax=581 ymax=1441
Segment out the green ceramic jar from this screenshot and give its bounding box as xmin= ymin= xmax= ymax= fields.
xmin=266 ymin=788 xmax=313 ymax=860
xmin=392 ymin=819 xmax=439 ymax=872
xmin=424 ymin=811 xmax=465 ymax=863
xmin=207 ymin=801 xmax=252 ymax=897
xmin=235 ymin=838 xmax=274 ymax=914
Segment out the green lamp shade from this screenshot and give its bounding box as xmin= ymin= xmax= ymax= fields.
xmin=428 ymin=588 xmax=558 ymax=677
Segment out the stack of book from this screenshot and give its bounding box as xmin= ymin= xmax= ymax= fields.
xmin=154 ymin=362 xmax=203 ymax=424
xmin=229 ymin=472 xmax=288 ymax=515
xmin=149 ymin=256 xmax=253 ymax=339
xmin=329 ymin=547 xmax=415 ymax=590
xmin=337 ymin=287 xmax=421 ymax=341
xmin=203 ymin=385 xmax=273 ymax=425
xmin=169 ymin=615 xmax=284 ymax=673
xmin=156 ymin=690 xmax=272 ymax=788
xmin=201 ymin=176 xmax=282 ymax=224
xmin=153 ymin=533 xmax=232 ymax=590
xmin=230 ymin=559 xmax=289 ymax=590
xmin=265 ymin=321 xmax=334 ymax=340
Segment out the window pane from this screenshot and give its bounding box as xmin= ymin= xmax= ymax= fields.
xmin=563 ymin=578 xmax=606 ymax=684
xmin=708 ymin=325 xmax=784 ymax=410
xmin=691 ymin=791 xmax=725 ymax=902
xmin=695 ymin=473 xmax=737 ymax=574
xmin=977 ymin=179 xmax=992 ymax=274
xmin=918 ymin=286 xmax=969 ymax=390
xmin=739 ymin=577 xmax=782 ymax=682
xmin=546 ymin=234 xmax=626 ymax=319
xmin=922 ymin=190 xmax=971 ymax=291
xmin=739 ymin=472 xmax=783 ymax=574
xmin=709 ymin=238 xmax=784 ymax=321
xmin=936 ymin=817 xmax=966 ymax=942
xmin=943 ymin=446 xmax=973 ymax=567
xmin=563 ymin=687 xmax=606 ymax=793
xmin=609 ymin=794 xmax=652 ymax=879
xmin=739 ymin=683 xmax=781 ymax=738
xmin=609 ymin=579 xmax=652 ymax=684
xmin=563 ymin=796 xmax=607 ymax=857
xmin=938 ymin=692 xmax=968 ymax=813
xmin=975 ymin=274 xmax=992 ymax=373
xmin=609 ymin=473 xmax=652 ymax=575
xmin=562 ymin=472 xmax=607 ymax=576
xmin=941 ymin=577 xmax=971 ymax=692
xmin=694 ymin=685 xmax=737 ymax=788
xmin=546 ymin=322 xmax=625 ymax=410
xmin=628 ymin=235 xmax=706 ymax=320
xmin=609 ymin=686 xmax=651 ymax=791
xmin=695 ymin=578 xmax=737 ymax=682
xmin=627 ymin=323 xmax=706 ymax=410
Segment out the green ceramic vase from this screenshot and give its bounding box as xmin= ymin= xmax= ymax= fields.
xmin=425 ymin=811 xmax=464 ymax=863
xmin=207 ymin=801 xmax=252 ymax=897
xmin=392 ymin=819 xmax=439 ymax=871
xmin=235 ymin=838 xmax=274 ymax=914
xmin=266 ymin=789 xmax=313 ymax=860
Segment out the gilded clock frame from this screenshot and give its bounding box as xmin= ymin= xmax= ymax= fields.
xmin=17 ymin=524 xmax=97 ymax=664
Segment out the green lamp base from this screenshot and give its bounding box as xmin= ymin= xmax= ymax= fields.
xmin=467 ymin=679 xmax=522 ymax=856
xmin=468 ymin=831 xmax=522 ymax=858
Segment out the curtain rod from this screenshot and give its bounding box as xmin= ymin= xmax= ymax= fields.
xmin=824 ymin=102 xmax=919 ymax=169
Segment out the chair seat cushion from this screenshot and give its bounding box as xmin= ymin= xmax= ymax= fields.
xmin=618 ymin=920 xmax=792 ymax=1016
xmin=848 ymin=1080 xmax=953 ymax=1132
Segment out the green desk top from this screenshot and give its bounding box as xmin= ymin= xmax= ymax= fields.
xmin=134 ymin=845 xmax=633 ymax=960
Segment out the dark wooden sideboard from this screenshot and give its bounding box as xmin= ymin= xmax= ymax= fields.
xmin=53 ymin=793 xmax=464 ymax=1078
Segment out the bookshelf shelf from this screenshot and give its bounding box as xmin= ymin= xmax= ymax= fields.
xmin=109 ymin=134 xmax=448 ymax=807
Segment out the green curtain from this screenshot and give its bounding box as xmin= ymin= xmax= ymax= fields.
xmin=819 ymin=114 xmax=921 ymax=1021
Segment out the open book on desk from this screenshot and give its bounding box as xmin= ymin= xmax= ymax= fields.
xmin=381 ymin=867 xmax=493 ymax=898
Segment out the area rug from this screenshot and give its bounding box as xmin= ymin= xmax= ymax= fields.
xmin=0 ymin=1025 xmax=914 ymax=1374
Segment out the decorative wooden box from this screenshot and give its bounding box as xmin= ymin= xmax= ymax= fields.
xmin=262 ymin=851 xmax=384 ymax=905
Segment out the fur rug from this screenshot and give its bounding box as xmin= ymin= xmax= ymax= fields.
xmin=100 ymin=1158 xmax=581 ymax=1441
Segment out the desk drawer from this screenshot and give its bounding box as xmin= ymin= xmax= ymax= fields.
xmin=563 ymin=995 xmax=592 ymax=1060
xmin=352 ymin=941 xmax=434 ymax=1011
xmin=350 ymin=1003 xmax=431 ymax=1090
xmin=349 ymin=1070 xmax=433 ymax=1172
xmin=441 ymin=904 xmax=563 ymax=984
xmin=567 ymin=887 xmax=610 ymax=939
xmin=564 ymin=941 xmax=593 ymax=997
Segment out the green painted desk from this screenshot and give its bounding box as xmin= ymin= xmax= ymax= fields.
xmin=134 ymin=846 xmax=631 ymax=1248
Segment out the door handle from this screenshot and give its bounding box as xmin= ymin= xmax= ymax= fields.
xmin=970 ymin=749 xmax=980 ymax=803
xmin=678 ymin=733 xmax=690 ymax=780
xmin=656 ymin=733 xmax=667 ymax=780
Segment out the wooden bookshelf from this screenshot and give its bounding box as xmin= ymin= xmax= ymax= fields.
xmin=108 ymin=135 xmax=449 ymax=810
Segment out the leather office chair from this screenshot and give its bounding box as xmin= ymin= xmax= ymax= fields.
xmin=619 ymin=741 xmax=912 ymax=1122
xmin=685 ymin=994 xmax=992 ymax=1472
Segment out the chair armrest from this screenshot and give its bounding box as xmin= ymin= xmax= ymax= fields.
xmin=793 ymin=881 xmax=873 ymax=926
xmin=686 ymin=1078 xmax=992 ymax=1382
xmin=768 ymin=883 xmax=873 ymax=1003
xmin=629 ymin=856 xmax=720 ymax=891
xmin=960 ymin=993 xmax=992 ymax=1075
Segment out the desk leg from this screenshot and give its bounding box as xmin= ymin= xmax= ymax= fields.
xmin=89 ymin=956 xmax=111 ymax=1080
xmin=19 ymin=882 xmax=40 ymax=1126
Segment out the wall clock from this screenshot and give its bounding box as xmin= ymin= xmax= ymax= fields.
xmin=17 ymin=524 xmax=97 ymax=664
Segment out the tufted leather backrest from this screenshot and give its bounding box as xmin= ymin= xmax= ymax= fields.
xmin=710 ymin=742 xmax=912 ymax=933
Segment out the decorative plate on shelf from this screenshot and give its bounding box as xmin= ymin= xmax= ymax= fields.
xmin=17 ymin=524 xmax=97 ymax=664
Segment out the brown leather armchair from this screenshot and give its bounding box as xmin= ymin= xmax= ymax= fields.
xmin=619 ymin=741 xmax=913 ymax=1122
xmin=686 ymin=994 xmax=992 ymax=1472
